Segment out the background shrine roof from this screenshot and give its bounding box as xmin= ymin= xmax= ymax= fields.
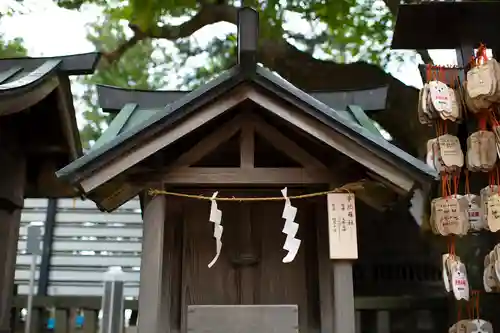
xmin=97 ymin=83 xmax=388 ymax=114
xmin=0 ymin=52 xmax=101 ymax=198
xmin=0 ymin=52 xmax=100 ymax=76
xmin=0 ymin=52 xmax=100 ymax=116
xmin=92 ymin=80 xmax=387 ymax=151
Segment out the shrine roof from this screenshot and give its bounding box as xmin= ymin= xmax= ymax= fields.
xmin=56 ymin=63 xmax=437 ymax=199
xmin=0 ymin=52 xmax=100 ymax=198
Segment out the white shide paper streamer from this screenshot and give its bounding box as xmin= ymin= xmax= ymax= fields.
xmin=281 ymin=187 xmax=301 ymax=263
xmin=208 ymin=192 xmax=223 ymax=268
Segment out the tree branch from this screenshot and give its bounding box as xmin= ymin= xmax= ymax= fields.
xmin=102 ymin=25 xmax=147 ymax=65
xmin=100 ymin=3 xmax=434 ymax=157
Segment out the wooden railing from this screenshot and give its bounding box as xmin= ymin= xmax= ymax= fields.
xmin=12 ymin=296 xmax=137 ymax=333
xmin=11 ymin=295 xmax=448 ymax=333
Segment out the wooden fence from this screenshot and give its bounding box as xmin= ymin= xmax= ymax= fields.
xmin=17 ymin=198 xmax=142 ymax=297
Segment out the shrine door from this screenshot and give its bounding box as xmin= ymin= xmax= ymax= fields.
xmin=179 ymin=196 xmax=320 ymax=332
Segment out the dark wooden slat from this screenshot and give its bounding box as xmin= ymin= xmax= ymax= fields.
xmin=392 ymin=2 xmax=500 ymax=50
xmin=82 ymin=310 xmax=98 ymax=333
xmin=54 ymin=309 xmax=68 ymax=333
xmin=353 ymin=295 xmax=446 ymax=310
xmin=315 ymin=199 xmax=334 ymax=333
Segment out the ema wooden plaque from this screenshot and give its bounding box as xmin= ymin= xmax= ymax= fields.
xmin=327 ymin=193 xmax=358 ymax=259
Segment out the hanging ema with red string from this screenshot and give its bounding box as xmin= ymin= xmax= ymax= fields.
xmin=422 ymin=45 xmax=500 ymax=238
xmin=416 ymin=43 xmax=499 ymax=332
xmin=416 ymin=44 xmax=500 ymax=329
xmin=449 ymin=291 xmax=493 ymax=333
xmin=418 ymin=64 xmax=463 ymax=125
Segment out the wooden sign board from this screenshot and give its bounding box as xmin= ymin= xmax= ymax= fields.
xmin=327 ymin=193 xmax=358 ymax=259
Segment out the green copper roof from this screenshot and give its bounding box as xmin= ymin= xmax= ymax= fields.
xmin=96 ymin=99 xmax=384 ymax=153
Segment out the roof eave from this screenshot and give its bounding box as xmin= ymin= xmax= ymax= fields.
xmin=56 ymin=66 xmax=246 ymax=186
xmin=252 ymin=67 xmax=438 ymax=186
xmin=0 ymin=60 xmax=62 ymax=115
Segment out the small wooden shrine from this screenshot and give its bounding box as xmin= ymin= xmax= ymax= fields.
xmin=392 ymin=0 xmax=500 ymax=330
xmin=0 ymin=52 xmax=100 ymax=333
xmin=57 ymin=8 xmax=438 ymax=333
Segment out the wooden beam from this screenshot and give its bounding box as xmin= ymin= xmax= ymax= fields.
xmin=240 ymin=118 xmax=254 ymax=169
xmin=170 ymin=113 xmax=245 ymax=169
xmin=55 ymin=76 xmax=81 ymax=160
xmin=248 ymin=113 xmax=328 ymax=171
xmin=163 ymin=167 xmax=333 ymax=185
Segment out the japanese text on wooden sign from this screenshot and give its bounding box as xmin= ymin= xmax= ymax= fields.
xmin=327 ymin=193 xmax=358 ymax=259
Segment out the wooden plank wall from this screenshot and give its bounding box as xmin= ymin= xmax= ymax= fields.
xmin=16 ymin=198 xmax=142 ymax=297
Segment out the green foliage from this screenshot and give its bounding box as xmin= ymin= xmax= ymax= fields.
xmin=76 ymin=15 xmax=172 ymax=149
xmin=0 ymin=10 xmax=27 ymax=58
xmin=50 ymin=0 xmax=399 ymax=146
xmin=0 ymin=36 xmax=26 ymax=57
xmin=113 ymin=0 xmax=395 ymax=87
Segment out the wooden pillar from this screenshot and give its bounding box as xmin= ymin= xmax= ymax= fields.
xmin=137 ymin=192 xmax=168 ymax=333
xmin=0 ymin=121 xmax=26 ymax=333
xmin=38 ymin=198 xmax=57 ymax=295
xmin=316 ymin=194 xmax=356 ymax=333
xmin=375 ymin=311 xmax=390 ymax=333
xmin=333 ymin=261 xmax=356 ymax=333
xmin=326 ymin=184 xmax=357 ymax=333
